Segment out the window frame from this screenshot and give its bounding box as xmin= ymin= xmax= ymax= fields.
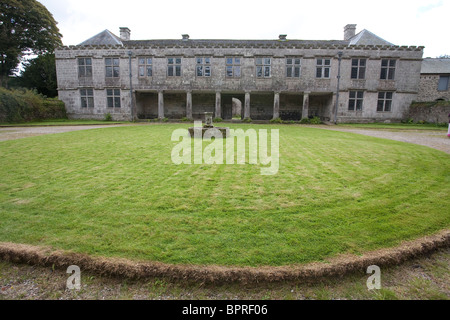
xmin=316 ymin=58 xmax=331 ymax=79
xmin=348 ymin=90 xmax=364 ymax=111
xmin=80 ymin=88 xmax=94 ymax=108
xmin=167 ymin=57 xmax=182 ymax=77
xmin=377 ymin=92 xmax=394 ymax=112
xmin=105 ymin=58 xmax=120 ymax=78
xmin=138 ymin=57 xmax=153 ymax=78
xmin=78 ymin=58 xmax=93 ymax=78
xmin=438 ymin=76 xmax=450 ymax=91
xmin=351 ymin=58 xmax=366 ymax=80
xmin=380 ymin=59 xmax=396 ymax=80
xmin=226 ymin=57 xmax=241 ymax=78
xmin=286 ymin=57 xmax=301 ymax=78
xmin=256 ymin=57 xmax=272 ymax=78
xmin=196 ymin=57 xmax=212 ymax=77
xmin=106 ymin=88 xmax=121 ymax=108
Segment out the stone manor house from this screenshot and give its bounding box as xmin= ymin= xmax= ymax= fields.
xmin=55 ymin=25 xmax=425 ymax=122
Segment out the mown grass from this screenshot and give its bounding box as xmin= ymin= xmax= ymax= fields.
xmin=0 ymin=124 xmax=449 ymax=267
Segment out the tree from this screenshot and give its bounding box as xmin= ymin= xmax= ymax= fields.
xmin=437 ymin=54 xmax=450 ymax=59
xmin=0 ymin=0 xmax=62 ymax=87
xmin=14 ymin=53 xmax=58 ymax=97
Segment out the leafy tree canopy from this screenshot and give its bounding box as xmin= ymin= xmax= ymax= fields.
xmin=0 ymin=0 xmax=62 ymax=86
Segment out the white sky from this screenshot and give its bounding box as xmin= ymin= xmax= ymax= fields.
xmin=38 ymin=0 xmax=449 ymax=58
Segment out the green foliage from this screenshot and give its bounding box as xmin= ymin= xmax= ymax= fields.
xmin=0 ymin=87 xmax=66 ymax=123
xmin=213 ymin=117 xmax=223 ymax=123
xmin=309 ymin=116 xmax=322 ymax=124
xmin=181 ymin=117 xmax=191 ymax=122
xmin=104 ymin=113 xmax=112 ymax=121
xmin=299 ymin=118 xmax=310 ymax=124
xmin=0 ymin=0 xmax=62 ymax=87
xmin=243 ymin=118 xmax=252 ymax=123
xmin=13 ymin=53 xmax=57 ymax=97
xmin=270 ymin=117 xmax=282 ymax=124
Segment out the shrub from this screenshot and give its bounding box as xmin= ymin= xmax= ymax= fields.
xmin=299 ymin=118 xmax=310 ymax=124
xmin=213 ymin=117 xmax=223 ymax=123
xmin=0 ymin=88 xmax=66 ymax=123
xmin=104 ymin=113 xmax=113 ymax=121
xmin=243 ymin=118 xmax=252 ymax=123
xmin=310 ymin=117 xmax=322 ymax=125
xmin=270 ymin=117 xmax=282 ymax=124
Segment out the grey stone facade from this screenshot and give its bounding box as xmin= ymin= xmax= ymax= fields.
xmin=55 ymin=25 xmax=424 ymax=122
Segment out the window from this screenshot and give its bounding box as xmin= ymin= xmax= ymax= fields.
xmin=438 ymin=76 xmax=449 ymax=91
xmin=226 ymin=57 xmax=241 ymax=78
xmin=256 ymin=57 xmax=271 ymax=78
xmin=316 ymin=58 xmax=331 ymax=78
xmin=168 ymin=57 xmax=182 ymax=77
xmin=377 ymin=92 xmax=393 ymax=112
xmin=196 ymin=57 xmax=211 ymax=77
xmin=80 ymin=89 xmax=94 ymax=108
xmin=106 ymin=89 xmax=121 ymax=108
xmin=138 ymin=57 xmax=153 ymax=77
xmin=348 ymin=91 xmax=364 ymax=111
xmin=78 ymin=58 xmax=92 ymax=78
xmin=351 ymin=59 xmax=366 ymax=79
xmin=380 ymin=59 xmax=396 ymax=80
xmin=286 ymin=58 xmax=301 ymax=78
xmin=105 ymin=58 xmax=120 ymax=78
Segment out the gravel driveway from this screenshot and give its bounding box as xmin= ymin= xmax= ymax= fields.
xmin=0 ymin=124 xmax=128 ymax=142
xmin=1 ymin=124 xmax=449 ymax=154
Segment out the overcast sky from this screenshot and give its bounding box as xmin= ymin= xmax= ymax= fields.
xmin=38 ymin=0 xmax=448 ymax=58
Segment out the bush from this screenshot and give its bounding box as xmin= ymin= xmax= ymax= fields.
xmin=0 ymin=88 xmax=66 ymax=123
xmin=270 ymin=117 xmax=283 ymax=124
xmin=213 ymin=117 xmax=223 ymax=123
xmin=310 ymin=117 xmax=322 ymax=125
xmin=299 ymin=118 xmax=310 ymax=124
xmin=243 ymin=118 xmax=252 ymax=123
xmin=104 ymin=113 xmax=113 ymax=121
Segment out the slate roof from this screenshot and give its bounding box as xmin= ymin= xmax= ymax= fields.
xmin=77 ymin=28 xmax=395 ymax=48
xmin=78 ymin=30 xmax=123 ymax=46
xmin=421 ymin=58 xmax=450 ymax=74
xmin=348 ymin=29 xmax=394 ymax=46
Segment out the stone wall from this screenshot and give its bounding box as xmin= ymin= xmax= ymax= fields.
xmin=417 ymin=75 xmax=450 ymax=102
xmin=408 ymin=102 xmax=450 ymax=124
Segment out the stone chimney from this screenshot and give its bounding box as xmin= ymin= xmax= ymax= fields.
xmin=344 ymin=24 xmax=356 ymax=40
xmin=120 ymin=27 xmax=131 ymax=41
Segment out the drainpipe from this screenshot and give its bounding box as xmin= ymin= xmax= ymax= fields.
xmin=334 ymin=51 xmax=343 ymax=125
xmin=128 ymin=51 xmax=134 ymax=121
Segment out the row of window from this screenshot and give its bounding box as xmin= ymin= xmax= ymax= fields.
xmin=349 ymin=91 xmax=394 ymax=112
xmin=80 ymin=88 xmax=394 ymax=112
xmin=80 ymin=89 xmax=121 ymax=108
xmin=78 ymin=57 xmax=397 ymax=80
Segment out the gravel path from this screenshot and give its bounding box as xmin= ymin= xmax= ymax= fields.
xmin=310 ymin=125 xmax=450 ymax=154
xmin=1 ymin=124 xmax=449 ymax=154
xmin=0 ymin=125 xmax=128 ymax=141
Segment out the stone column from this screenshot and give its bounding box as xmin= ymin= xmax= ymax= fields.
xmin=158 ymin=91 xmax=164 ymax=119
xmin=215 ymin=91 xmax=221 ymax=119
xmin=273 ymin=92 xmax=280 ymax=119
xmin=302 ymin=91 xmax=310 ymax=120
xmin=186 ymin=90 xmax=193 ymax=120
xmin=244 ymin=91 xmax=251 ymax=119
